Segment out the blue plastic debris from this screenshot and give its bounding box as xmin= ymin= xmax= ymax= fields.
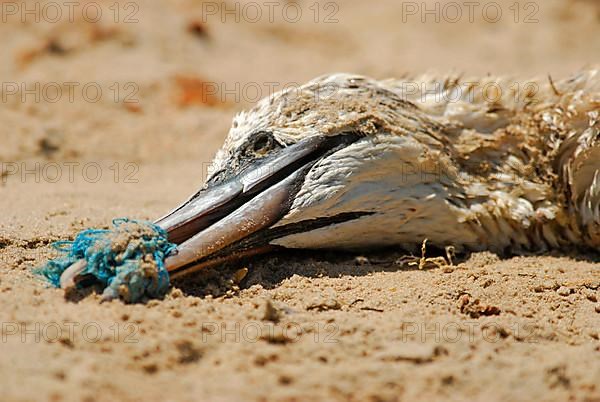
xmin=37 ymin=218 xmax=177 ymax=303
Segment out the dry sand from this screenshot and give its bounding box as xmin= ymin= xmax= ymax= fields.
xmin=1 ymin=0 xmax=599 ymax=401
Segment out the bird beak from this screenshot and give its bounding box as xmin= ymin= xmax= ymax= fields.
xmin=155 ymin=134 xmax=360 ymax=279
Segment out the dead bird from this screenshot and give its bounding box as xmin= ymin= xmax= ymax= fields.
xmin=61 ymin=70 xmax=600 ymax=288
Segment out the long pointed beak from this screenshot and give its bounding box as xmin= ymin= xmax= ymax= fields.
xmin=155 ymin=134 xmax=361 ymax=278
xmin=161 ymin=166 xmax=302 ymax=277
xmin=155 ymin=135 xmax=330 ymax=245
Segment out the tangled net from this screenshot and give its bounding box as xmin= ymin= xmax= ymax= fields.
xmin=38 ymin=218 xmax=177 ymax=302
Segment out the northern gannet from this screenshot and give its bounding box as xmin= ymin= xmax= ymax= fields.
xmin=61 ymin=70 xmax=600 ymax=286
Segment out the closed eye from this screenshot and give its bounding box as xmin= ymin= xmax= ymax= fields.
xmin=253 ymin=134 xmax=272 ymax=153
xmin=249 ymin=131 xmax=280 ymax=156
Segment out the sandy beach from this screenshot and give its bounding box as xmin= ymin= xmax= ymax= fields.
xmin=1 ymin=0 xmax=599 ymax=400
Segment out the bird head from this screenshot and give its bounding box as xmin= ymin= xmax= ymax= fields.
xmin=156 ymin=73 xmax=464 ymax=278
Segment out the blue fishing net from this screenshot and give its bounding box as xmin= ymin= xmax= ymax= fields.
xmin=37 ymin=218 xmax=177 ymax=303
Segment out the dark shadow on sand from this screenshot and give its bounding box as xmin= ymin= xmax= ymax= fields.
xmin=172 ymin=246 xmax=600 ymax=299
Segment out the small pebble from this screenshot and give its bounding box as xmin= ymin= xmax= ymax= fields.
xmin=581 ymin=288 xmax=597 ymax=302
xmin=170 ymin=288 xmax=184 ymax=299
xmin=556 ymin=286 xmax=571 ymax=297
xmin=262 ymin=299 xmax=281 ymax=322
xmin=354 ymin=256 xmax=370 ymax=265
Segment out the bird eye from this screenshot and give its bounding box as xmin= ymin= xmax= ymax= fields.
xmin=251 ymin=132 xmax=274 ymax=155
